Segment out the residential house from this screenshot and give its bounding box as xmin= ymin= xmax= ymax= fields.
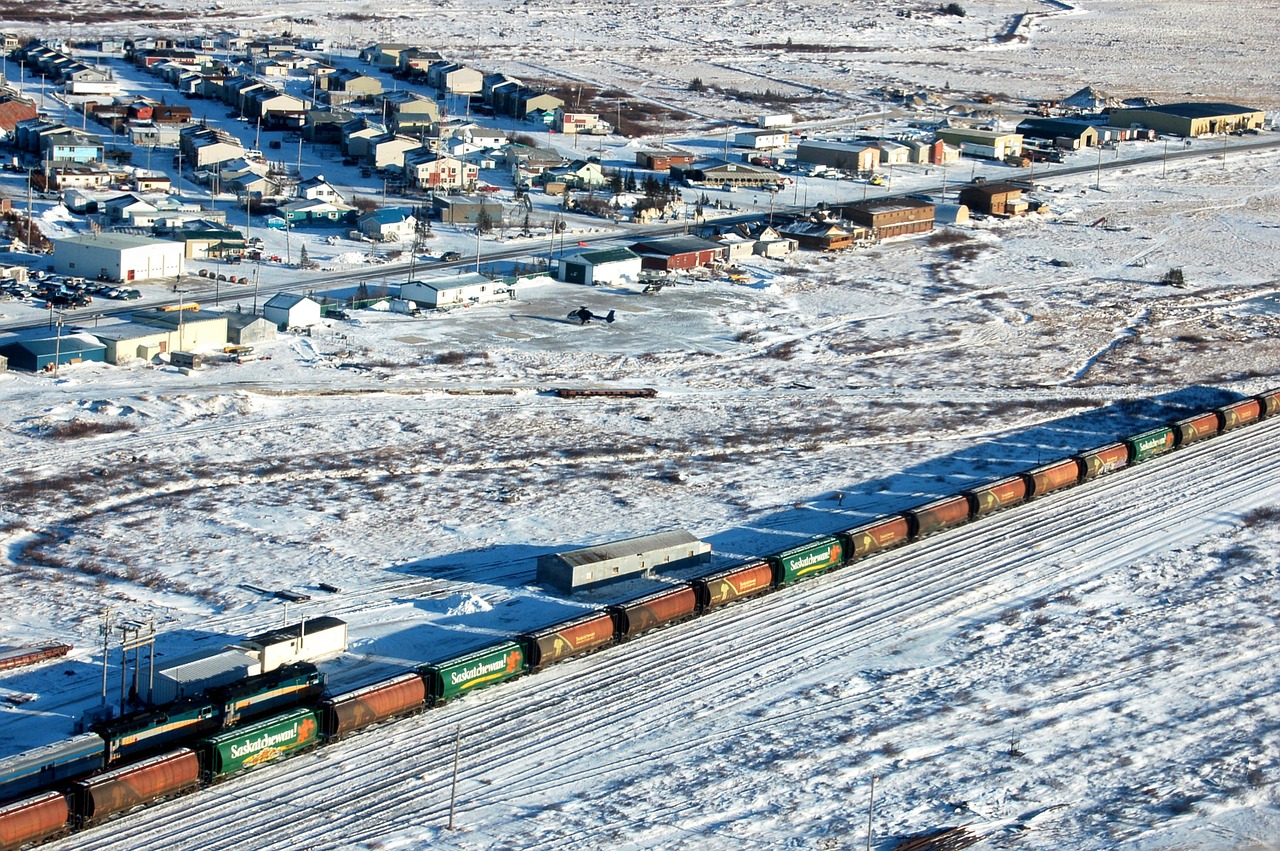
xmin=297 ymin=175 xmax=344 ymax=203
xmin=356 ymin=207 xmax=417 ymax=242
xmin=360 ymin=43 xmax=416 ymax=70
xmin=426 ymin=61 xmax=482 ymax=94
xmin=553 ymin=108 xmax=608 ymax=136
xmin=322 ymin=69 xmax=383 ymax=106
xmin=0 ymin=95 xmax=38 ymax=137
xmin=340 ymin=117 xmax=386 ymax=159
xmin=368 ymin=134 xmax=421 ymax=170
xmin=398 ymin=48 xmax=445 ymax=76
xmin=777 ymin=220 xmax=865 ymax=252
xmin=381 ymin=91 xmax=440 ymax=134
xmin=541 ymin=159 xmax=607 ymax=190
xmin=402 ymin=149 xmax=477 ymax=191
xmin=280 ymin=198 xmax=357 ymax=227
xmin=180 ymin=125 xmax=244 ymax=168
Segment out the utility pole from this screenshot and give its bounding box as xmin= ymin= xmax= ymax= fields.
xmin=1094 ymin=143 xmax=1102 ymax=190
xmin=52 ymin=312 xmax=64 ymax=378
xmin=99 ymin=609 xmax=111 ymax=713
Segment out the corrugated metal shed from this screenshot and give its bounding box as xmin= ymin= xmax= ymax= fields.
xmin=537 ymin=529 xmax=712 ymax=594
xmin=153 ymin=648 xmax=261 ymax=705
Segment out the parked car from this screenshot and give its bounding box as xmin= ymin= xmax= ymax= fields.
xmin=119 ymin=289 xmax=141 ymax=300
xmin=439 ymin=251 xmax=462 ymax=262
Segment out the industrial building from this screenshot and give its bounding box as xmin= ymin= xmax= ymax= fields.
xmin=0 ymin=333 xmax=106 ymax=371
xmin=52 ymin=233 xmax=184 ymax=283
xmin=131 ymin=308 xmax=230 ymax=353
xmin=795 ymin=140 xmax=880 ymax=174
xmin=242 ymin=617 xmax=348 ymax=674
xmin=1106 ymin=102 xmax=1265 ymax=137
xmin=401 ymin=273 xmax=513 ymax=309
xmin=934 ymin=128 xmax=1024 ymax=161
xmin=225 ymin=312 xmax=278 ymax=346
xmin=537 ymin=529 xmax=712 ymax=594
xmin=558 ymin=247 xmax=643 ymax=287
xmin=959 ymin=182 xmax=1029 ymax=217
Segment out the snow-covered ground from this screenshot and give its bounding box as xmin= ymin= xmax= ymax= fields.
xmin=3 ymin=1 xmax=1280 ymax=847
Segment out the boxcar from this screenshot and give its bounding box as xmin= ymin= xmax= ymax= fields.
xmin=1022 ymin=457 xmax=1083 ymax=498
xmin=767 ymin=536 xmax=844 ymax=586
xmin=97 ymin=700 xmax=219 ymax=765
xmin=607 ymin=586 xmax=699 ymax=639
xmin=1218 ymin=398 xmax=1263 ymax=431
xmin=198 ymin=708 xmax=320 ymax=781
xmin=1125 ymin=426 xmax=1176 ymax=463
xmin=1172 ymin=412 xmax=1221 ymax=447
xmin=521 ymin=612 xmax=617 ymax=671
xmin=691 ymin=561 xmax=774 ymax=612
xmin=319 ymin=673 xmax=427 ymax=740
xmin=1076 ymin=442 xmax=1129 ymax=481
xmin=207 ymin=662 xmax=325 ymax=729
xmin=1256 ymin=388 xmax=1280 ymax=418
xmin=963 ymin=476 xmax=1029 ymax=518
xmin=840 ymin=516 xmax=911 ymax=561
xmin=70 ymin=748 xmax=199 ymax=826
xmin=421 ymin=642 xmax=527 ymax=704
xmin=0 ymin=792 xmax=68 ymax=851
xmin=0 ymin=734 xmax=103 ymax=807
xmin=902 ymin=495 xmax=971 ymax=539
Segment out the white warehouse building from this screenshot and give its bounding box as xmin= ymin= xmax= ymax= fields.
xmin=53 ymin=233 xmax=185 ymax=284
xmin=401 ymin=273 xmax=513 ymax=309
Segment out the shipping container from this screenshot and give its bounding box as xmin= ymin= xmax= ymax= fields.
xmin=0 ymin=734 xmax=103 ymax=807
xmin=1218 ymin=398 xmax=1263 ymax=431
xmin=1172 ymin=412 xmax=1221 ymax=447
xmin=521 ymin=612 xmax=617 ymax=670
xmin=767 ymin=536 xmax=844 ymax=586
xmin=71 ymin=748 xmax=199 ymax=825
xmin=199 ymin=708 xmax=320 ymax=781
xmin=607 ymin=586 xmax=700 ymax=639
xmin=963 ymin=476 xmax=1029 ymax=517
xmin=319 ymin=673 xmax=426 ymax=740
xmin=903 ymin=495 xmax=972 ymax=538
xmin=1256 ymin=388 xmax=1280 ymax=418
xmin=1125 ymin=426 xmax=1176 ymax=463
xmin=691 ymin=561 xmax=774 ymax=611
xmin=421 ymin=642 xmax=527 ymax=704
xmin=0 ymin=792 xmax=68 ymax=851
xmin=1076 ymin=443 xmax=1130 ymax=480
xmin=840 ymin=516 xmax=911 ymax=560
xmin=1023 ymin=457 xmax=1082 ymax=497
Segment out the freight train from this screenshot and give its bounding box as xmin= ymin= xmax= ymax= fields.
xmin=2 ymin=388 xmax=1278 ymax=850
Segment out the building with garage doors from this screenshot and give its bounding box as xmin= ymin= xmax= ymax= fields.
xmin=52 ymin=233 xmax=184 ymax=283
xmin=934 ymin=127 xmax=1024 ymax=161
xmin=1106 ymin=102 xmax=1264 ymax=137
xmin=400 ymin=273 xmax=513 ymax=309
xmin=630 ymin=236 xmax=726 ymax=272
xmin=538 ymin=529 xmax=712 ymax=594
xmin=0 ymin=333 xmax=106 ymax=371
xmin=558 ymin=247 xmax=643 ymax=287
xmin=263 ymin=293 xmax=322 ymax=329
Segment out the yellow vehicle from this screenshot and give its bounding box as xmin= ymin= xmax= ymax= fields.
xmin=868 ymin=173 xmax=885 ymax=186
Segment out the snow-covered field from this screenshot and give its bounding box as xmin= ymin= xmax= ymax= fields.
xmin=3 ymin=1 xmax=1280 ymax=848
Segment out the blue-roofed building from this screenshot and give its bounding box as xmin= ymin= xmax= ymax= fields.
xmin=0 ymin=333 xmax=106 ymax=371
xmin=356 ymin=207 xmax=417 ymax=242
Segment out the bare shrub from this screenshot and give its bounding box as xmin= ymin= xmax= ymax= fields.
xmin=42 ymin=419 xmax=137 ymax=440
xmin=1241 ymin=506 xmax=1280 ymax=528
xmin=927 ymin=230 xmax=973 ymax=247
xmin=766 ymin=340 xmax=799 ymax=360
